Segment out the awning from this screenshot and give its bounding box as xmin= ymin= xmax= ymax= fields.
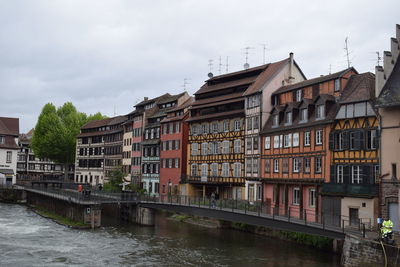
xmin=0 ymin=169 xmax=14 ymax=175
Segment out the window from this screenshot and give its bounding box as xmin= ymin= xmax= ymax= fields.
xmin=234 ymin=139 xmax=241 ymax=153
xmin=392 ymin=163 xmax=397 ymax=179
xmin=315 ymin=157 xmax=322 ymax=173
xmin=0 ymin=136 xmax=4 ymax=144
xmin=222 ymin=163 xmax=229 ymax=177
xmin=285 ymin=111 xmax=292 ymax=125
xmin=366 ymin=129 xmax=377 ymax=150
xmin=293 ymin=188 xmax=300 ymax=205
xmin=234 ymin=163 xmax=241 ymax=177
xmin=201 ymin=142 xmax=208 ymax=155
xmin=265 ymin=159 xmax=270 ymax=173
xmin=211 ymin=142 xmax=219 ymax=154
xmin=293 ymin=158 xmax=301 ymax=173
xmin=292 ymin=133 xmax=299 ymax=147
xmin=253 ymin=116 xmax=259 ymax=130
xmin=296 ymin=89 xmax=302 ymax=102
xmin=234 ymin=120 xmax=241 ymax=131
xmin=246 ymin=159 xmax=252 ymax=174
xmin=316 ymin=105 xmax=325 ymax=120
xmin=247 ymin=117 xmax=252 ymax=130
xmin=272 ymin=114 xmax=279 ymax=127
xmin=282 ymin=158 xmax=289 ymax=173
xmin=6 ymin=151 xmax=12 ymax=163
xmin=273 ymin=136 xmax=280 ymax=148
xmin=304 ymin=131 xmax=311 ymax=146
xmin=176 ymin=122 xmax=180 ymax=133
xmin=192 ymin=125 xmax=198 ymax=135
xmin=253 ymin=137 xmax=259 ymax=150
xmin=300 ymin=108 xmax=308 ymax=123
xmin=191 ymin=143 xmax=199 ymax=155
xmin=284 ymin=134 xmax=292 ymax=148
xmin=304 ymin=158 xmax=310 ymax=173
xmin=337 ymin=165 xmax=344 ymax=183
xmin=349 ymin=131 xmax=364 ymax=150
xmin=212 ymin=122 xmax=219 ymax=133
xmin=315 ymin=130 xmax=323 ymax=145
xmin=222 ymin=141 xmax=230 ymax=154
xmin=201 ymin=164 xmax=208 ymax=178
xmin=252 ymin=159 xmax=258 ymax=174
xmin=211 ymin=163 xmax=218 ymax=177
xmin=352 ymin=166 xmax=362 ymax=184
xmin=246 ymin=137 xmax=252 ymax=151
xmin=191 ymin=164 xmax=198 ymax=176
xmin=202 ymin=124 xmax=209 ymax=135
xmin=223 ymin=120 xmax=229 ymax=132
xmin=374 ymin=165 xmax=380 ymax=183
xmin=265 ymin=136 xmax=271 ymax=149
xmin=274 ymin=159 xmax=279 ymax=173
xmin=175 ymin=158 xmax=179 ymax=168
xmin=334 ymin=132 xmax=344 ymax=150
xmin=309 ymin=189 xmax=316 ymax=207
xmin=334 ymin=79 xmax=340 ymax=92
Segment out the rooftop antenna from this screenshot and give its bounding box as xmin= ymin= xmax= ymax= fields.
xmin=225 ymin=56 xmax=229 ymax=73
xmin=242 ymin=46 xmax=254 ymax=69
xmin=329 ymin=64 xmax=332 ymax=74
xmin=376 ymin=51 xmax=382 ymax=66
xmin=344 ymin=37 xmax=351 ymax=68
xmin=182 ymin=78 xmax=190 ymax=92
xmin=218 ymin=56 xmax=223 ymax=74
xmin=260 ymin=44 xmax=267 ymax=64
xmin=208 ymin=59 xmax=214 ymax=78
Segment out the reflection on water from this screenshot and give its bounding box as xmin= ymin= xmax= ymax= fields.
xmin=0 ymin=203 xmax=339 ymax=266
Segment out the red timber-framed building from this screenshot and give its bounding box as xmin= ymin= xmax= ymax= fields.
xmin=159 ymin=96 xmax=193 ymax=196
xmin=260 ymin=68 xmax=357 ymax=222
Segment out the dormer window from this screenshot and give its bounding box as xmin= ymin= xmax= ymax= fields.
xmin=334 ymin=79 xmax=340 ymax=92
xmin=0 ymin=136 xmax=4 ymax=144
xmin=316 ymin=104 xmax=325 ymax=120
xmin=300 ymin=108 xmax=308 ymax=123
xmin=272 ymin=114 xmax=279 ymax=127
xmin=295 ymin=90 xmax=302 ymax=102
xmin=284 ymin=111 xmax=292 ymax=125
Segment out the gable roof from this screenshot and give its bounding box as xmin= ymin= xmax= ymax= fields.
xmin=340 ymin=72 xmax=375 ymax=104
xmin=376 ymin=55 xmax=400 ymax=108
xmin=134 ymin=93 xmax=171 ymax=107
xmin=273 ymin=67 xmax=357 ymax=95
xmin=0 ymin=117 xmax=19 ymax=136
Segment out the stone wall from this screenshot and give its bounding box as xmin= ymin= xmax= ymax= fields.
xmin=380 ymin=180 xmax=399 ymax=219
xmin=341 ymin=234 xmax=400 ymax=267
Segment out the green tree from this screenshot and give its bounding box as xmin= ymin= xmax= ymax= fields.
xmin=31 ymin=102 xmax=107 ymax=180
xmin=103 ymin=167 xmax=124 ymax=192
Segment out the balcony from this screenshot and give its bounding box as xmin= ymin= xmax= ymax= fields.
xmin=142 ymin=156 xmax=160 ymax=161
xmin=322 ymin=183 xmax=378 ymax=197
xmin=185 ymin=175 xmax=245 ymax=185
xmin=142 ymin=173 xmax=159 ymax=179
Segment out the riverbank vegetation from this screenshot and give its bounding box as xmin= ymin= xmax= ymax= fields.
xmin=31 ymin=205 xmax=88 ymax=228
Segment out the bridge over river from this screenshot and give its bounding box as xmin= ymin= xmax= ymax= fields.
xmin=7 ymin=183 xmax=371 ymax=240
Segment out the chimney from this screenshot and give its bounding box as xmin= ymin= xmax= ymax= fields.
xmin=144 ymin=97 xmax=148 ymax=101
xmin=383 ymin=51 xmax=394 ymax=80
xmin=375 ymin=66 xmax=384 ymax=97
xmin=391 ymin=38 xmax=399 ymax=63
xmin=288 ymin=52 xmax=294 ymax=84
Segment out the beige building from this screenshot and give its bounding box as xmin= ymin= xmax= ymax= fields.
xmin=375 ymin=24 xmax=400 ymax=231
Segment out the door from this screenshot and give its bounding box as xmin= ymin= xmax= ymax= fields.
xmin=322 ymin=196 xmax=341 ymax=227
xmin=248 ymin=184 xmax=254 ymax=202
xmin=349 ymin=208 xmax=359 ymax=226
xmin=389 ymin=203 xmax=400 ymax=231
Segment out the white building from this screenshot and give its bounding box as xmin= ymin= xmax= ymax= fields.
xmin=0 ymin=117 xmax=19 ymax=185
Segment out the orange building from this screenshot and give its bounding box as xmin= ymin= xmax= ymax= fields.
xmin=260 ymin=68 xmax=357 ymax=222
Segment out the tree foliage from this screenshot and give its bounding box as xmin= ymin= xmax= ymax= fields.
xmin=103 ymin=167 xmax=124 ymax=192
xmin=31 ymin=102 xmax=107 ymax=177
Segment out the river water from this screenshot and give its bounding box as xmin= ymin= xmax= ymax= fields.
xmin=0 ymin=203 xmax=339 ymax=266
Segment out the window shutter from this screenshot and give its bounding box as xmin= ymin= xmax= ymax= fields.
xmin=343 ymin=131 xmax=349 ymax=150
xmin=374 ymin=130 xmax=380 ymax=149
xmin=358 ymin=130 xmax=365 ymax=150
xmin=329 ymin=132 xmax=335 ymax=150
xmin=298 ymin=158 xmax=302 ymax=172
xmin=330 ymin=165 xmax=336 ymax=183
xmin=363 ymin=165 xmax=371 ymax=184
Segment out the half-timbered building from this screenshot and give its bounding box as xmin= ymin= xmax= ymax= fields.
xmin=260 ymin=68 xmax=357 ymax=222
xmin=322 ymin=72 xmax=379 ymax=227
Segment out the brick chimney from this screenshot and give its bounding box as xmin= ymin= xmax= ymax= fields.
xmin=383 ymin=51 xmax=394 ymax=80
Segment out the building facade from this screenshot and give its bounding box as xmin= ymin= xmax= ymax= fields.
xmin=0 ymin=117 xmax=19 ymax=185
xmin=375 ymin=24 xmax=400 ymax=231
xmin=260 ymin=68 xmax=357 ymax=222
xmin=322 ymin=72 xmax=379 ymax=227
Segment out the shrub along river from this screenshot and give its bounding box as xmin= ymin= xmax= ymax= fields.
xmin=0 ymin=203 xmax=340 ymax=266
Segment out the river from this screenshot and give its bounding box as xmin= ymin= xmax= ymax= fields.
xmin=0 ymin=203 xmax=339 ymax=266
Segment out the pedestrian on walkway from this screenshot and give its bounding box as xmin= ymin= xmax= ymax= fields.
xmin=211 ymin=192 xmax=216 ymax=208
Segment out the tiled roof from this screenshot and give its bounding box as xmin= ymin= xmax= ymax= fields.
xmin=195 ymin=76 xmax=258 ymax=95
xmin=134 ymin=93 xmax=171 ymax=107
xmin=186 ymin=109 xmax=244 ymax=123
xmin=81 ymin=115 xmax=127 ymax=130
xmin=376 ymin=55 xmax=400 ymax=108
xmin=0 ymin=117 xmax=19 ymax=136
xmin=339 ymin=72 xmax=375 ymax=104
xmin=157 ymin=92 xmax=186 ymax=105
xmin=191 ymin=92 xmax=243 ymax=107
xmin=273 ymin=68 xmax=357 ymax=95
xmin=167 ymin=97 xmax=194 ymax=112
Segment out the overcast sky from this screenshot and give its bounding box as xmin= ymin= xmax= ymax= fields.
xmin=0 ymin=0 xmax=399 ymax=133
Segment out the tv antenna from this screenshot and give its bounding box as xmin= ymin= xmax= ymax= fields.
xmin=260 ymin=44 xmax=267 ymax=64
xmin=242 ymin=46 xmax=254 ymax=69
xmin=182 ymin=78 xmax=190 ymax=92
xmin=218 ymin=56 xmax=223 ymax=74
xmin=344 ymin=37 xmax=352 ymax=68
xmin=225 ymin=56 xmax=229 ymax=73
xmin=376 ymin=52 xmax=382 ymax=66
xmin=208 ymin=59 xmax=214 ymax=78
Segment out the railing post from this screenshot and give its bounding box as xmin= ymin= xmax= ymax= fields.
xmin=304 ymin=210 xmax=307 ymax=225
xmin=288 ymin=207 xmax=291 ymax=222
xmin=362 ymin=223 xmax=366 ymax=238
xmin=342 ymin=219 xmax=345 ymax=233
xmin=322 ymin=213 xmax=325 ymax=229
